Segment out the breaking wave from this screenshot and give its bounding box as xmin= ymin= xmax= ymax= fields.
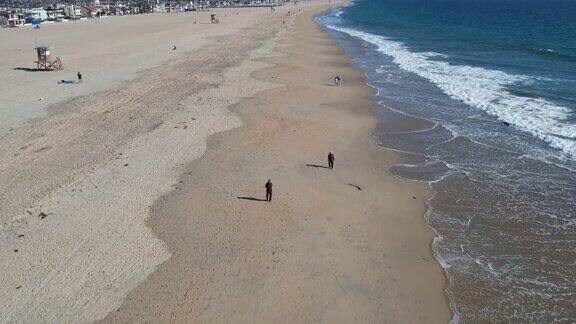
xmin=326 ymin=25 xmax=576 ymax=161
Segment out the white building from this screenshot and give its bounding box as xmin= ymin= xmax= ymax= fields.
xmin=64 ymin=5 xmax=83 ymax=18
xmin=46 ymin=9 xmax=64 ymax=21
xmin=26 ymin=8 xmax=48 ymax=21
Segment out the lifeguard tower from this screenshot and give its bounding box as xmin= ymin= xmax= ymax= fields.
xmin=35 ymin=46 xmax=63 ymax=71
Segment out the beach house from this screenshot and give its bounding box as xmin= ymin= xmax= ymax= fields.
xmin=0 ymin=10 xmax=25 ymax=27
xmin=46 ymin=7 xmax=65 ymax=21
xmin=63 ymin=5 xmax=83 ymax=19
xmin=25 ymin=8 xmax=48 ymax=22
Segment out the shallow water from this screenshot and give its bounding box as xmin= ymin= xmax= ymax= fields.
xmin=318 ymin=1 xmax=576 ymax=321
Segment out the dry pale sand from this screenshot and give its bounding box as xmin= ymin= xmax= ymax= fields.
xmin=0 ymin=7 xmax=275 ymax=136
xmin=0 ymin=3 xmax=313 ymax=323
xmin=0 ymin=2 xmax=451 ymax=323
xmin=103 ymin=4 xmax=451 ymax=324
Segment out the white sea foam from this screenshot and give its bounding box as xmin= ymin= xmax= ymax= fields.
xmin=326 ymin=25 xmax=576 ymax=160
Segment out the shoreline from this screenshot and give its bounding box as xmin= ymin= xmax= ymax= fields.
xmin=105 ymin=3 xmax=451 ymax=322
xmin=318 ymin=11 xmax=458 ymax=320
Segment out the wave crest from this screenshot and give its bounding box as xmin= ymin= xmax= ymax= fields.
xmin=327 ymin=25 xmax=576 ymax=160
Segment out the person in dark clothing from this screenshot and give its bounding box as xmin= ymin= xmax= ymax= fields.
xmin=265 ymin=179 xmax=273 ymax=202
xmin=328 ymin=150 xmax=335 ymax=169
xmin=77 ymin=71 xmax=82 ymax=83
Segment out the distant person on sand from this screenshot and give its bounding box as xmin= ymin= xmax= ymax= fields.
xmin=265 ymin=180 xmax=273 ymax=202
xmin=77 ymin=71 xmax=82 ymax=83
xmin=328 ymin=150 xmax=335 ymax=169
xmin=334 ymin=76 xmax=341 ymax=86
xmin=172 ymin=45 xmax=177 ymax=50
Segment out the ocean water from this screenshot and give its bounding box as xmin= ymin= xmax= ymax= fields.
xmin=317 ymin=0 xmax=576 ymax=322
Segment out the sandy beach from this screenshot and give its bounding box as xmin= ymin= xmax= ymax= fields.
xmin=0 ymin=7 xmax=277 ymax=136
xmin=1 ymin=2 xmax=450 ymax=323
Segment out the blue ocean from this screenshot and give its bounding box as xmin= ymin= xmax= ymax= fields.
xmin=317 ymin=0 xmax=576 ymax=322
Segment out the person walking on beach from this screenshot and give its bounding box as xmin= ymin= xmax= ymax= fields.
xmin=328 ymin=150 xmax=335 ymax=169
xmin=265 ymin=180 xmax=273 ymax=202
xmin=77 ymin=71 xmax=82 ymax=83
xmin=334 ymin=76 xmax=341 ymax=86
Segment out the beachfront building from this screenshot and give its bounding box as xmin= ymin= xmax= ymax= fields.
xmin=46 ymin=8 xmax=65 ymax=21
xmin=63 ymin=5 xmax=83 ymax=19
xmin=132 ymin=0 xmax=153 ymax=14
xmin=185 ymin=0 xmax=210 ymax=10
xmin=0 ymin=10 xmax=25 ymax=27
xmin=25 ymin=8 xmax=47 ymax=22
xmin=0 ymin=0 xmax=288 ymax=27
xmin=44 ymin=4 xmax=67 ymax=21
xmin=153 ymin=1 xmax=166 ymax=13
xmin=80 ymin=5 xmax=99 ymax=18
xmin=126 ymin=5 xmax=141 ymax=14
